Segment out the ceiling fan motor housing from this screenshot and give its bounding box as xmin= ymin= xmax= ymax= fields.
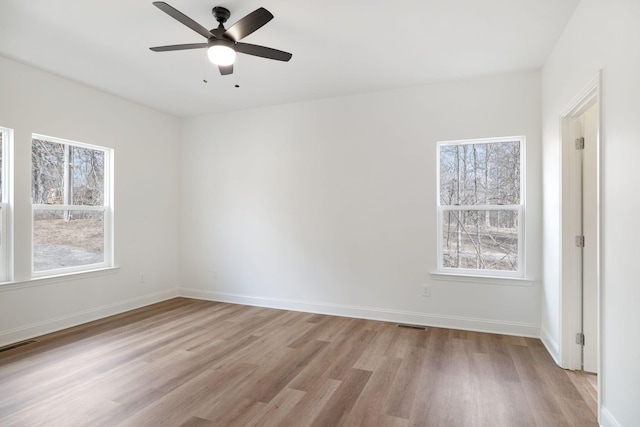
xmin=212 ymin=6 xmax=230 ymax=24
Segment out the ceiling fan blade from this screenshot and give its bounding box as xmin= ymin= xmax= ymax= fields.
xmin=150 ymin=43 xmax=208 ymax=52
xmin=235 ymin=43 xmax=292 ymax=61
xmin=223 ymin=7 xmax=273 ymax=42
xmin=153 ymin=1 xmax=214 ymax=39
xmin=219 ymin=64 xmax=233 ymax=75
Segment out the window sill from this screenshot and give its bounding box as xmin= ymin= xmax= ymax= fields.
xmin=430 ymin=271 xmax=535 ymax=286
xmin=0 ymin=266 xmax=120 ymax=292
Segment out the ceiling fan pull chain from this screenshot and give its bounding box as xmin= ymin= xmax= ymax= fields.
xmin=203 ymin=51 xmax=209 ymax=83
xmin=235 ymin=56 xmax=240 ymax=88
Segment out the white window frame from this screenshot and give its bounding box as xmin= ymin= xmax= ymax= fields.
xmin=436 ymin=136 xmax=525 ymax=279
xmin=0 ymin=126 xmax=13 ymax=282
xmin=31 ymin=134 xmax=113 ymax=277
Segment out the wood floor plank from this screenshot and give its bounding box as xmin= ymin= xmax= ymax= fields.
xmin=178 ymin=416 xmax=214 ymax=427
xmin=246 ymin=339 xmax=329 ymax=403
xmin=287 ymin=331 xmax=354 ymax=391
xmin=287 ymin=315 xmax=341 ymax=349
xmin=352 ymin=323 xmax=397 ymax=371
xmin=116 ymin=361 xmax=258 ymax=427
xmin=566 ymin=370 xmax=598 ymax=418
xmin=244 ymin=388 xmax=306 ymax=427
xmin=343 ymin=356 xmax=403 ymax=426
xmin=278 ymin=378 xmax=341 ymax=427
xmin=310 ymin=368 xmax=373 ymax=427
xmin=198 ymin=397 xmax=264 ymax=426
xmin=0 ymin=298 xmax=599 ymax=427
xmin=327 ymin=329 xmax=377 ymax=381
xmin=386 ymin=344 xmax=425 ymax=419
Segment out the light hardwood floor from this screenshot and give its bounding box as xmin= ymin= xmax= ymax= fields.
xmin=0 ymin=298 xmax=598 ymax=426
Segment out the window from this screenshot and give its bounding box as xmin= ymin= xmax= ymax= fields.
xmin=437 ymin=136 xmax=524 ymax=277
xmin=0 ymin=127 xmax=11 ymax=281
xmin=32 ymin=134 xmax=112 ymax=275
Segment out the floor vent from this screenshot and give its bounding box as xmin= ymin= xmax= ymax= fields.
xmin=397 ymin=324 xmax=426 ymax=331
xmin=0 ymin=340 xmax=37 ymax=353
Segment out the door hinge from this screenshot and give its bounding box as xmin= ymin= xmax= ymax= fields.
xmin=575 ymin=137 xmax=585 ymax=150
xmin=575 ymin=235 xmax=585 ymax=247
xmin=576 ymin=333 xmax=585 ymax=346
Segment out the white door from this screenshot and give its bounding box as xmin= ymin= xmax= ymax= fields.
xmin=581 ymin=104 xmax=598 ymax=374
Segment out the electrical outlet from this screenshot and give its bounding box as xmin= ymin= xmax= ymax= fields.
xmin=422 ymin=285 xmax=431 ymax=297
xmin=139 ymin=273 xmax=145 ymax=283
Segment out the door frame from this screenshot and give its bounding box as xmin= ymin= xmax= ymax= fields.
xmin=559 ymin=70 xmax=603 ymax=407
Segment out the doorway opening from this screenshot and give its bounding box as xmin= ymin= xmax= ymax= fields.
xmin=560 ymin=72 xmax=602 ymax=417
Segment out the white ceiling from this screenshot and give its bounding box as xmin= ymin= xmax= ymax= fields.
xmin=0 ymin=0 xmax=580 ymax=117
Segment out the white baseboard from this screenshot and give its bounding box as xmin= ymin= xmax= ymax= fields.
xmin=179 ymin=287 xmax=540 ymax=338
xmin=1 ymin=286 xmax=543 ymax=350
xmin=0 ymin=289 xmax=178 ymax=347
xmin=540 ymin=326 xmax=561 ymax=365
xmin=600 ymin=407 xmax=622 ymax=427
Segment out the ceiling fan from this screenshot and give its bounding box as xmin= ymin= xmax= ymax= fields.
xmin=149 ymin=1 xmax=292 ymax=75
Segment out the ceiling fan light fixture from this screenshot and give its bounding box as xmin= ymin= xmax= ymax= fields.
xmin=150 ymin=3 xmax=292 ymax=76
xmin=207 ymin=39 xmax=236 ymax=66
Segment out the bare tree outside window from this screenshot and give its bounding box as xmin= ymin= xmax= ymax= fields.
xmin=32 ymin=140 xmax=104 ymax=206
xmin=438 ymin=137 xmax=523 ymax=275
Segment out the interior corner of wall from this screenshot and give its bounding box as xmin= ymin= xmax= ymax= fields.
xmin=540 ymin=325 xmax=561 ymax=366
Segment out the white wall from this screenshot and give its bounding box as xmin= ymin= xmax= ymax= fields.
xmin=0 ymin=56 xmax=180 ymax=346
xmin=179 ymin=71 xmax=543 ymax=337
xmin=542 ymin=0 xmax=640 ymax=425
